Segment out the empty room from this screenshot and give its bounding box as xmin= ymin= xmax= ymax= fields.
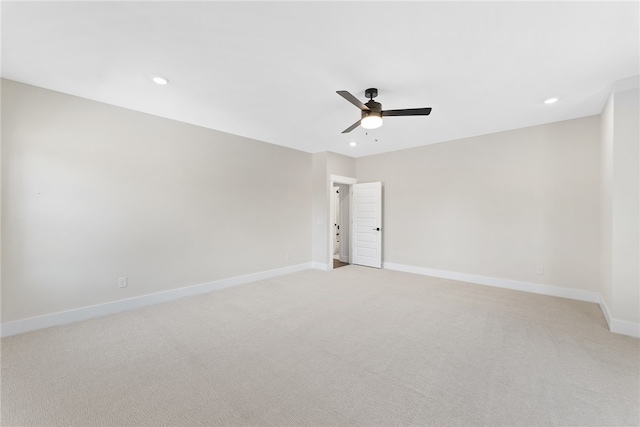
xmin=1 ymin=1 xmax=639 ymax=426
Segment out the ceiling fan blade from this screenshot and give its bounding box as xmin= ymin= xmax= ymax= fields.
xmin=341 ymin=120 xmax=361 ymax=134
xmin=382 ymin=108 xmax=432 ymax=117
xmin=337 ymin=91 xmax=370 ymax=111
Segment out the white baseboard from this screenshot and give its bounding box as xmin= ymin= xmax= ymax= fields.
xmin=599 ymin=295 xmax=612 ymax=329
xmin=384 ymin=262 xmax=600 ymax=302
xmin=384 ymin=262 xmax=639 ymax=338
xmin=5 ymin=261 xmax=636 ymax=339
xmin=609 ymin=318 xmax=640 ymax=338
xmin=311 ymin=262 xmax=330 ymax=271
xmin=599 ymin=297 xmax=640 ymax=338
xmin=1 ymin=263 xmax=313 ymax=338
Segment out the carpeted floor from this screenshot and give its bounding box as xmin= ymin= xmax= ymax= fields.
xmin=2 ymin=266 xmax=639 ymax=426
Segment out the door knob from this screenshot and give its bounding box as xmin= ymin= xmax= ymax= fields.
xmin=374 ymin=228 xmax=380 ymax=231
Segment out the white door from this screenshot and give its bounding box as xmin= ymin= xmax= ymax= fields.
xmin=351 ymin=182 xmax=382 ymax=268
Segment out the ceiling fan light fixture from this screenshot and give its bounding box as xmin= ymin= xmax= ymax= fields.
xmin=361 ymin=111 xmax=383 ymax=129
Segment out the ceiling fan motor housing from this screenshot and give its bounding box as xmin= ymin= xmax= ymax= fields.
xmin=364 ymin=100 xmax=382 ymax=112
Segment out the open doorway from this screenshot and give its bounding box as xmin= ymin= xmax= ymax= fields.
xmin=332 ymin=184 xmax=350 ymax=269
xmin=329 ymin=175 xmax=356 ymax=270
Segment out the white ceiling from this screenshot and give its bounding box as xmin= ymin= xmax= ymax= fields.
xmin=2 ymin=1 xmax=639 ymax=158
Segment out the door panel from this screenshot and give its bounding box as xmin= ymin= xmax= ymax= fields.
xmin=351 ymin=182 xmax=382 ymax=268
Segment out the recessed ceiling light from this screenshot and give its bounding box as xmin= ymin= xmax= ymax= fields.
xmin=151 ymin=76 xmax=169 ymax=85
xmin=544 ymin=97 xmax=558 ymax=104
xmin=349 ymin=141 xmax=357 ymax=147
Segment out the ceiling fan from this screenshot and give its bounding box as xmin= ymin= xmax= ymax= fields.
xmin=337 ymin=88 xmax=432 ymax=134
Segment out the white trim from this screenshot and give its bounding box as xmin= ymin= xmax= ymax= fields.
xmin=329 ymin=183 xmax=337 ymax=270
xmin=311 ymin=262 xmax=330 ymax=271
xmin=1 ymin=263 xmax=313 ymax=338
xmin=609 ymin=318 xmax=640 ymax=338
xmin=383 ymin=262 xmax=600 ymax=302
xmin=7 ymin=261 xmax=635 ymax=339
xmin=599 ymin=297 xmax=640 ymax=337
xmin=599 ymin=295 xmax=612 ymax=329
xmin=329 ymin=174 xmax=357 ymax=185
xmin=384 ymin=262 xmax=640 ymax=338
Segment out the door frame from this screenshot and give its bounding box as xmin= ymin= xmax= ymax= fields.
xmin=328 ymin=174 xmax=357 ymax=270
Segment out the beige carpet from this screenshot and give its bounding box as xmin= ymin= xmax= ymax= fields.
xmin=2 ymin=266 xmax=639 ymax=426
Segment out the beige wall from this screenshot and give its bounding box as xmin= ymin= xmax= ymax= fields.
xmin=311 ymin=152 xmax=329 ymax=263
xmin=327 ymin=151 xmax=356 ymax=179
xmin=599 ymin=81 xmax=640 ymax=329
xmin=1 ymin=80 xmax=312 ymax=323
xmin=356 ymin=116 xmax=602 ymax=292
xmin=3 ymin=78 xmax=637 ymax=334
xmin=611 ymin=87 xmax=639 ymax=324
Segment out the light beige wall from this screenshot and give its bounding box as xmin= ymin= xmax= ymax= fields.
xmin=1 ymin=79 xmax=312 ymax=323
xmin=327 ymin=151 xmax=356 ymax=179
xmin=599 ymin=81 xmax=640 ymax=329
xmin=357 ymin=116 xmax=602 ymax=292
xmin=311 ymin=152 xmax=328 ymax=263
xmin=611 ymin=87 xmax=639 ymax=324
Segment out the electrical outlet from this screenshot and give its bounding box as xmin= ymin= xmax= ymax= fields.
xmin=286 ymin=252 xmax=292 ymax=261
xmin=118 ymin=277 xmax=128 ymax=288
xmin=535 ymin=265 xmax=544 ymax=275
